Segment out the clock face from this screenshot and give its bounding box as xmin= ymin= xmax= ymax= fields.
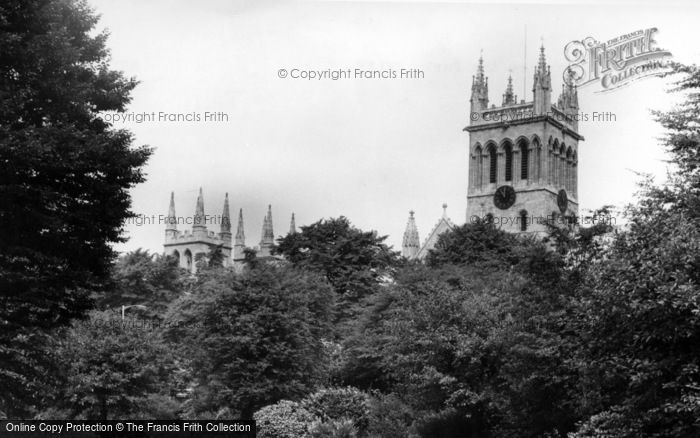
xmin=557 ymin=189 xmax=568 ymax=213
xmin=493 ymin=185 xmax=516 ymax=210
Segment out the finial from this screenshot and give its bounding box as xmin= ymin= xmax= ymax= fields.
xmin=476 ymin=51 xmax=485 ymax=82
xmin=289 ymin=212 xmax=296 ymax=234
xmin=234 ymin=207 xmax=245 ymax=248
xmin=402 ymin=208 xmax=420 ymax=259
xmin=166 ymin=191 xmax=177 ymax=232
xmin=442 ymin=203 xmax=448 ymax=217
xmin=193 ymin=187 xmax=206 ymax=229
xmin=220 ymin=192 xmax=231 ymax=233
xmin=503 ymin=71 xmax=515 ymax=105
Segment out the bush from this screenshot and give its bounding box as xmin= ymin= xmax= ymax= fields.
xmin=302 ymin=387 xmax=371 ymax=432
xmin=254 ymin=400 xmax=317 ymax=438
xmin=365 ymin=394 xmax=414 ymax=438
xmin=309 ymin=419 xmax=358 ymax=438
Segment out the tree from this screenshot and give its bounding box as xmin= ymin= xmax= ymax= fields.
xmin=425 ymin=218 xmax=567 ymax=288
xmin=95 ymin=249 xmax=184 ymax=316
xmin=0 ymin=0 xmax=150 ymax=416
xmin=425 ymin=219 xmax=524 ymax=268
xmin=275 ymin=217 xmax=399 ymax=328
xmin=342 ymin=255 xmax=581 ymax=437
xmin=343 ymin=264 xmax=515 ymax=436
xmin=571 ymin=63 xmax=700 ymax=437
xmin=41 ymin=311 xmax=178 ymax=420
xmin=207 ymin=244 xmax=225 ymax=268
xmin=165 ymin=264 xmax=335 ymax=418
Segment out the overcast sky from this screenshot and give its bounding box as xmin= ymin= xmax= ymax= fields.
xmin=91 ymin=0 xmax=700 ymax=255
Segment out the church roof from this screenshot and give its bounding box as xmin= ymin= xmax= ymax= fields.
xmin=415 ymin=204 xmax=456 ymax=260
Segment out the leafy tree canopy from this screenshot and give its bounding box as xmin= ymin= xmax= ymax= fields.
xmin=165 ymin=264 xmax=335 ymax=418
xmin=0 ymin=0 xmax=150 ymax=416
xmin=275 ymin=217 xmax=399 ymax=301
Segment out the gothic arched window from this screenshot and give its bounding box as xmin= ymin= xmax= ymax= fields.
xmin=559 ymin=143 xmax=566 ymax=188
xmin=572 ymin=151 xmax=578 ymax=196
xmin=184 ymin=249 xmax=193 ymax=272
xmin=504 ymin=142 xmax=513 ymax=182
xmin=488 ymin=144 xmax=497 ymax=183
xmin=534 ymin=139 xmax=541 ymax=181
xmin=475 ymin=145 xmax=483 ymax=188
xmin=519 ymin=210 xmax=528 ymax=231
xmin=566 ymin=147 xmax=573 ymax=192
xmin=550 ymin=139 xmax=559 ymax=184
xmin=519 ymin=140 xmax=529 ymax=180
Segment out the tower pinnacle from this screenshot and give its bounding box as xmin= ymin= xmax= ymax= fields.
xmin=220 ymin=193 xmax=231 ymax=237
xmin=193 ymin=187 xmax=207 ymax=235
xmin=532 ymin=45 xmax=551 ymax=114
xmin=402 ymin=210 xmax=420 ymax=259
xmin=289 ymin=213 xmax=296 ymax=235
xmin=537 ymin=44 xmax=547 ymax=74
xmin=233 ymin=208 xmax=245 ymax=262
xmin=470 ymin=53 xmax=489 ymax=114
xmin=557 ymin=67 xmax=580 ymax=127
xmin=503 ymin=73 xmax=516 ymax=106
xmin=476 ymin=53 xmax=485 ymax=83
xmin=259 ymin=205 xmax=274 ymax=257
xmin=165 ymin=192 xmax=177 ymax=240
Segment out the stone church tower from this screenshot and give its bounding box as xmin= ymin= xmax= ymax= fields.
xmin=163 ymin=189 xmax=233 ymax=272
xmin=465 ymin=47 xmax=583 ymax=234
xmin=164 ymin=191 xmax=293 ymax=271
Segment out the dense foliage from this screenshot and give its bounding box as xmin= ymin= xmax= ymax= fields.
xmin=41 ymin=311 xmax=178 ymax=420
xmin=275 ymin=217 xmax=398 ymax=301
xmin=165 ymin=264 xmax=335 ymax=419
xmin=0 ymin=0 xmax=150 ymax=416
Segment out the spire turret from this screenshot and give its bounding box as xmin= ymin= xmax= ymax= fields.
xmin=219 ymin=193 xmax=231 ymax=244
xmin=193 ymin=187 xmax=207 ymax=237
xmin=557 ymin=67 xmax=580 ymax=128
xmin=289 ymin=213 xmax=296 ymax=235
xmin=233 ymin=208 xmax=245 ymax=261
xmin=470 ymin=52 xmax=489 ymax=115
xmin=402 ymin=210 xmax=420 ymax=259
xmin=165 ymin=192 xmax=177 ymax=240
xmin=502 ymin=74 xmax=516 ymax=106
xmin=532 ymin=45 xmax=552 ymax=114
xmin=476 ymin=54 xmax=485 ymax=84
xmin=537 ymin=44 xmax=547 ymax=74
xmin=259 ymin=205 xmax=274 ymax=257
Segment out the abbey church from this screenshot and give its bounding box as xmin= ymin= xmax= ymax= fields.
xmin=163 ymin=47 xmax=582 ymax=266
xmin=403 ymin=46 xmax=583 ymax=260
xmin=163 ymin=188 xmax=293 ymax=272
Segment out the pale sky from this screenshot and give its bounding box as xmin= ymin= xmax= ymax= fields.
xmin=91 ymin=0 xmax=700 ymax=255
